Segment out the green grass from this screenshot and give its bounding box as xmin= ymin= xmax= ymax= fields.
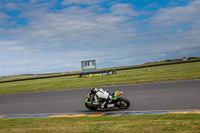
xmin=0 ymin=114 xmax=200 ymax=133
xmin=1 ymin=62 xmax=200 ymax=133
xmin=0 ymin=62 xmax=200 ymax=94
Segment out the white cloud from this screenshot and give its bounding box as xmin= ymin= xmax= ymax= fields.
xmin=7 ymin=46 xmax=24 ymax=51
xmin=14 ymin=5 xmax=135 ymax=49
xmin=6 ymin=2 xmax=19 ymax=11
xmin=136 ymin=0 xmax=200 ymax=61
xmin=61 ymin=0 xmax=104 ymax=5
xmin=0 ymin=13 xmax=10 ymax=26
xmin=145 ymin=2 xmax=160 ymax=9
xmin=151 ymin=0 xmax=200 ymax=27
xmin=111 ymin=3 xmax=138 ymax=16
xmin=113 ymin=58 xmax=132 ymax=64
xmin=0 ymin=40 xmax=17 ymax=46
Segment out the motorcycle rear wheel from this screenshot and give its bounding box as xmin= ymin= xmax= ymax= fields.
xmin=115 ymin=97 xmax=130 ymax=109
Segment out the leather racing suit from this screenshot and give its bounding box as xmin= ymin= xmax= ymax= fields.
xmin=92 ymin=88 xmax=113 ymax=109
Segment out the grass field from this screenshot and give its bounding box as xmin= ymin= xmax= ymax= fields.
xmin=1 ymin=61 xmax=200 ymax=132
xmin=0 ymin=114 xmax=200 ymax=133
xmin=0 ymin=61 xmax=200 ymax=94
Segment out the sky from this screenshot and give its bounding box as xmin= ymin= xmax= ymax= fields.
xmin=0 ymin=0 xmax=200 ymax=76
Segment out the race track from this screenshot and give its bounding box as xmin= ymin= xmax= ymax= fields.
xmin=0 ymin=79 xmax=200 ymax=115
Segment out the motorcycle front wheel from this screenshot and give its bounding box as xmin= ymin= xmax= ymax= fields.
xmin=85 ymin=102 xmax=98 ymax=110
xmin=115 ymin=97 xmax=130 ymax=109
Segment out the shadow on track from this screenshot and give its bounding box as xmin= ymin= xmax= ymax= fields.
xmin=81 ymin=108 xmax=126 ymax=113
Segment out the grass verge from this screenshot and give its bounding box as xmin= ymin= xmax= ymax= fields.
xmin=0 ymin=62 xmax=200 ymax=94
xmin=0 ymin=114 xmax=200 ymax=133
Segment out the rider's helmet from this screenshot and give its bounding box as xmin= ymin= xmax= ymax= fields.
xmin=91 ymin=87 xmax=98 ymax=95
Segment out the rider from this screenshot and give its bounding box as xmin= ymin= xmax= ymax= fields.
xmin=90 ymin=87 xmax=114 ymax=109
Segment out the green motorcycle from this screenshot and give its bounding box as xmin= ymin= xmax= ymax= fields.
xmin=85 ymin=91 xmax=130 ymax=110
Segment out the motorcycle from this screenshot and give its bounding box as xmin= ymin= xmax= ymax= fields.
xmin=85 ymin=91 xmax=130 ymax=110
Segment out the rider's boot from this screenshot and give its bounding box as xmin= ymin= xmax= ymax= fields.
xmin=107 ymin=104 xmax=115 ymax=108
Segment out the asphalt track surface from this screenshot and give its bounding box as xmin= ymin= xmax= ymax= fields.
xmin=0 ymin=79 xmax=200 ymax=115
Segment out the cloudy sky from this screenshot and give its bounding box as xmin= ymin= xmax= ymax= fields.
xmin=0 ymin=0 xmax=200 ymax=76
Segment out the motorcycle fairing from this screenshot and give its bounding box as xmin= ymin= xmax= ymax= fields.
xmin=112 ymin=91 xmax=123 ymax=100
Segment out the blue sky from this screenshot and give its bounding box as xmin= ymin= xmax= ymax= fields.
xmin=0 ymin=0 xmax=200 ymax=76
